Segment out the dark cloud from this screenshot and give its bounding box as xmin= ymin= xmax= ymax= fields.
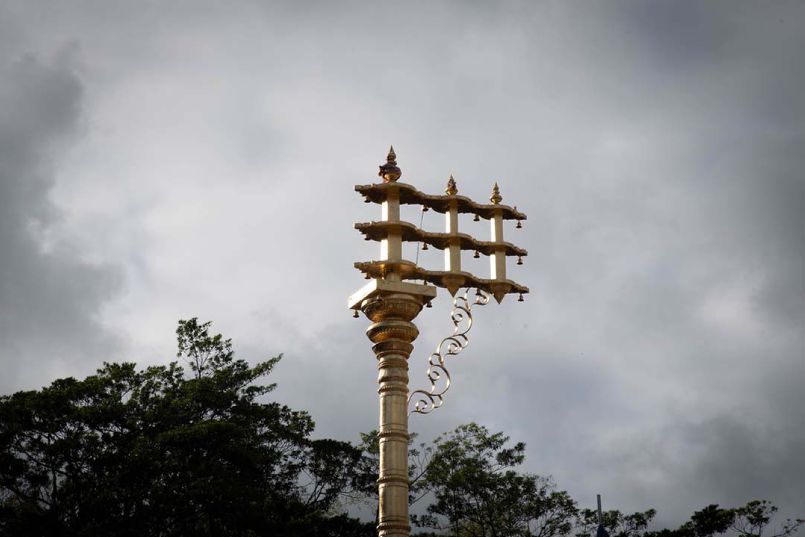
xmin=0 ymin=52 xmax=121 ymax=392
xmin=0 ymin=0 xmax=803 ymax=529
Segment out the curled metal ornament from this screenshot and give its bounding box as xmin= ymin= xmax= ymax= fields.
xmin=409 ymin=288 xmax=490 ymax=415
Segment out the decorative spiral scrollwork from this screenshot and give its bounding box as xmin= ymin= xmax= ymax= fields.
xmin=408 ymin=288 xmax=490 ymax=415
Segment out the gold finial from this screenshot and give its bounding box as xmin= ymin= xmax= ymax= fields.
xmin=490 ymin=182 xmax=502 ymax=204
xmin=445 ymin=174 xmax=458 ymax=195
xmin=378 ymin=145 xmax=401 ymax=183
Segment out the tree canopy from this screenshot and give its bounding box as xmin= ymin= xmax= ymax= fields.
xmin=0 ymin=319 xmax=800 ymax=537
xmin=412 ymin=423 xmax=577 ymax=537
xmin=0 ymin=318 xmax=372 ymax=536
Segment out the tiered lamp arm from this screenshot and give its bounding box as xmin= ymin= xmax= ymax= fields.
xmin=354 ymin=221 xmax=528 ymax=258
xmin=353 ymin=261 xmax=529 ymax=298
xmin=356 ymin=183 xmax=527 ymax=222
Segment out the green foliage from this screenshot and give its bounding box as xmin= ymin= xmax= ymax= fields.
xmin=586 ymin=500 xmax=804 ymax=537
xmin=576 ymin=508 xmax=657 ymax=537
xmin=685 ymin=504 xmax=737 ymax=537
xmin=401 ymin=423 xmax=801 ymax=537
xmin=0 ymin=318 xmax=371 ymax=537
xmin=644 ymin=501 xmax=805 ymax=537
xmin=732 ymin=500 xmax=803 ymax=537
xmin=0 ymin=317 xmax=801 ymax=537
xmin=413 ymin=423 xmax=578 ymax=537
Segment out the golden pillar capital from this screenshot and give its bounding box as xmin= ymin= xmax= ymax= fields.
xmin=363 ymin=293 xmax=424 ymax=325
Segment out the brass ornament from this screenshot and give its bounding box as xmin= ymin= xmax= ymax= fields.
xmin=366 ymin=319 xmax=419 ymax=344
xmin=361 ymin=293 xmax=423 ymax=323
xmin=378 ymin=145 xmax=401 ymax=183
xmin=490 ymin=181 xmax=502 ymax=204
xmin=445 ymin=174 xmax=458 ymax=196
xmin=408 ymin=288 xmax=490 ymax=415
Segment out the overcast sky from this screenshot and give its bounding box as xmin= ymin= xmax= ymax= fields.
xmin=1 ymin=0 xmax=803 ymax=529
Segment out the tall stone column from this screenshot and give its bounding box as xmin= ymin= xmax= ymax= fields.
xmin=360 ymin=292 xmax=424 ymax=537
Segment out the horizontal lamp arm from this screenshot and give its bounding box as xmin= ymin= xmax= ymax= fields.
xmin=355 ymin=221 xmax=528 ymax=258
xmin=354 ymin=260 xmax=529 ymax=299
xmin=356 ymin=182 xmax=527 ymax=221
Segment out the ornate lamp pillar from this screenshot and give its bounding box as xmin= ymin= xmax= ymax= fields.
xmin=361 ymin=290 xmax=429 ymax=537
xmin=349 ymin=148 xmax=528 ymax=537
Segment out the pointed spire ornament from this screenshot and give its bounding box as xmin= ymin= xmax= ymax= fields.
xmin=490 ymin=182 xmax=502 ymax=204
xmin=445 ymin=174 xmax=458 ymax=196
xmin=378 ymin=145 xmax=401 ymax=183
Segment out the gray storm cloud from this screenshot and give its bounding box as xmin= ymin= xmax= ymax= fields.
xmin=0 ymin=52 xmax=121 ymax=392
xmin=0 ymin=0 xmax=803 ymax=529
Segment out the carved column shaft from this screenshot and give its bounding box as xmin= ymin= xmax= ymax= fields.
xmin=362 ymin=293 xmax=424 ymax=537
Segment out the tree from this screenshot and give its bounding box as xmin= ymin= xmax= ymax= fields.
xmin=644 ymin=501 xmax=804 ymax=537
xmin=0 ymin=318 xmax=372 ymax=537
xmin=576 ymin=507 xmax=657 ymax=537
xmin=613 ymin=501 xmax=805 ymax=537
xmin=732 ymin=501 xmax=803 ymax=537
xmin=2 ymin=318 xmax=801 ymax=537
xmin=413 ymin=423 xmax=578 ymax=537
xmin=403 ymin=423 xmax=799 ymax=537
